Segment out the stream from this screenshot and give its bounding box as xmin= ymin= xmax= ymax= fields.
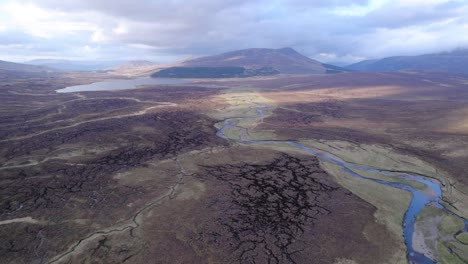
xmin=216 ymin=98 xmax=468 ymax=264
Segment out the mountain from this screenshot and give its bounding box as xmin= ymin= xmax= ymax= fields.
xmin=111 ymin=60 xmax=156 ymax=72
xmin=0 ymin=60 xmax=52 ymax=72
xmin=347 ymin=48 xmax=468 ymax=73
xmin=109 ymin=60 xmax=173 ymax=76
xmin=26 ymin=59 xmax=121 ymax=71
xmin=152 ymin=66 xmax=280 ymax=78
xmin=180 ymin=47 xmax=348 ymax=74
xmin=0 ymin=60 xmax=55 ymax=76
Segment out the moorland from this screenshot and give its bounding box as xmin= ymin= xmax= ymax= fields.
xmin=1 ymin=49 xmax=468 ymax=264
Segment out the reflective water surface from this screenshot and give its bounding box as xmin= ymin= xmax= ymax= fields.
xmin=56 ymin=77 xmax=190 ymax=93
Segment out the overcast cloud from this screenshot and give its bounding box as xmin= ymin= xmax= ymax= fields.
xmin=0 ymin=0 xmax=467 ymax=64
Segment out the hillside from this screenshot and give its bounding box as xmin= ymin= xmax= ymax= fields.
xmin=0 ymin=60 xmax=52 ymax=73
xmin=0 ymin=60 xmax=57 ymax=78
xmin=112 ymin=60 xmax=155 ymax=71
xmin=347 ymin=48 xmax=468 ymax=73
xmin=26 ymin=59 xmax=120 ymax=71
xmin=151 ymin=66 xmax=279 ymax=78
xmin=180 ymin=47 xmax=347 ymax=74
xmin=110 ymin=60 xmax=159 ymax=75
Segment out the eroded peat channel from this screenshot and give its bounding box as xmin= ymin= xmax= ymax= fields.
xmin=3 ymin=75 xmax=468 ymax=264
xmin=215 ymin=90 xmax=468 ymax=264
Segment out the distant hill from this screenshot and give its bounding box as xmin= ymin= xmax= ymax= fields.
xmin=152 ymin=66 xmax=279 ymax=78
xmin=0 ymin=60 xmax=60 ymax=78
xmin=26 ymin=59 xmax=121 ymax=72
xmin=347 ymin=48 xmax=468 ymax=73
xmin=112 ymin=60 xmax=155 ymax=70
xmin=180 ymin=47 xmax=348 ymax=74
xmin=0 ymin=60 xmax=52 ymax=73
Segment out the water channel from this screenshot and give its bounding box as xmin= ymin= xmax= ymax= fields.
xmin=216 ymin=98 xmax=468 ymax=264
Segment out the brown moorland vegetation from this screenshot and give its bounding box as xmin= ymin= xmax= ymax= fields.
xmin=0 ymin=71 xmax=467 ymax=263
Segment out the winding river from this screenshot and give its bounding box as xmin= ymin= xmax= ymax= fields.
xmin=216 ymin=97 xmax=468 ymax=264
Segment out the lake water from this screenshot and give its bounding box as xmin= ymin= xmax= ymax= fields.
xmin=56 ymin=77 xmax=190 ymax=93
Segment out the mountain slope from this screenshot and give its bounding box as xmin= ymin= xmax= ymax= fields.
xmin=181 ymin=47 xmax=347 ymax=74
xmin=0 ymin=60 xmax=52 ymax=73
xmin=0 ymin=60 xmax=57 ymax=78
xmin=152 ymin=66 xmax=280 ymax=78
xmin=348 ymin=49 xmax=468 ymax=73
xmin=26 ymin=59 xmax=120 ymax=71
xmin=112 ymin=60 xmax=155 ymax=70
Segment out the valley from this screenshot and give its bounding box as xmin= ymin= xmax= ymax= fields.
xmin=1 ymin=69 xmax=468 ymax=263
xmin=2 ymin=0 xmax=468 ymax=262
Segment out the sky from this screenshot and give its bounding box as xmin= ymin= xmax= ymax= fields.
xmin=0 ymin=0 xmax=467 ymax=65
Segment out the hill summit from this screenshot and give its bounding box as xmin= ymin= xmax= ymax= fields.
xmin=0 ymin=60 xmax=51 ymax=73
xmin=180 ymin=47 xmax=346 ymax=74
xmin=347 ymin=48 xmax=468 ymax=74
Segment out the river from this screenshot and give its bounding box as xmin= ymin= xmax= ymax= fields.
xmin=215 ymin=97 xmax=468 ymax=264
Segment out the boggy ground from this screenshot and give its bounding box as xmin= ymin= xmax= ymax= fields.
xmin=0 ymin=73 xmax=408 ymax=264
xmin=250 ymin=72 xmax=468 ymax=186
xmin=196 ymin=152 xmax=398 ymax=264
xmin=0 ymin=74 xmax=225 ymax=263
xmin=209 ymin=71 xmax=468 ymax=263
xmin=47 ymin=146 xmax=401 ymax=264
xmin=259 ymin=73 xmax=468 ymax=222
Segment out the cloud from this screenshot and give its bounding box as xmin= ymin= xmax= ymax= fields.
xmin=360 ymin=0 xmax=467 ymax=28
xmin=0 ymin=0 xmax=467 ymax=63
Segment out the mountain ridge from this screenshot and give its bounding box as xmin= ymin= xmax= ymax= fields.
xmin=0 ymin=60 xmax=52 ymax=73
xmin=181 ymin=47 xmax=345 ymax=74
xmin=26 ymin=59 xmax=122 ymax=72
xmin=347 ymin=48 xmax=468 ymax=73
